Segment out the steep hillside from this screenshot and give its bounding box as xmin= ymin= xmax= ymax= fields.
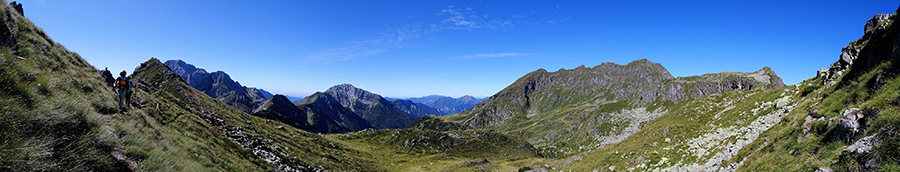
xmin=413 ymin=59 xmax=785 ymax=156
xmin=326 ymin=84 xmax=418 ymax=129
xmin=730 ymin=9 xmax=900 ymax=171
xmin=130 ymin=58 xmax=383 ymax=171
xmin=537 ymin=8 xmax=900 ymax=172
xmin=391 ymin=99 xmax=444 ymax=117
xmin=294 ymin=92 xmax=374 ymax=133
xmin=0 ymin=0 xmax=126 ymax=170
xmin=164 ymin=60 xmax=268 ymax=113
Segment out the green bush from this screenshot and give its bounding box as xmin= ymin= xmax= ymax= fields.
xmin=519 ymin=166 xmax=533 ymax=172
xmin=801 ymin=85 xmax=820 ymax=96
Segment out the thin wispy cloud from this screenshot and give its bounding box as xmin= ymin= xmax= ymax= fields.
xmin=302 ymin=5 xmax=565 ymax=63
xmin=452 ymin=52 xmax=538 ymax=59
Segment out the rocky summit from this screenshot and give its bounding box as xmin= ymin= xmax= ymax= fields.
xmin=294 ymin=92 xmax=374 ymax=133
xmin=165 ymin=60 xmax=269 ymax=114
xmin=325 ymin=84 xmax=419 ymax=129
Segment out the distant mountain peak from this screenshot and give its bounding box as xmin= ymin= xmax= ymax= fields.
xmin=324 ymin=84 xmax=417 ymax=129
xmin=164 ymin=59 xmax=267 ymax=113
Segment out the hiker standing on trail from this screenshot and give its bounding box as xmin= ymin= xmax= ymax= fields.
xmin=99 ymin=67 xmax=114 ymax=87
xmin=115 ymin=70 xmax=131 ymax=112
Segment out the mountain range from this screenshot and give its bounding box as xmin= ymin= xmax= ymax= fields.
xmin=325 ymin=84 xmax=419 ymax=129
xmin=3 ymin=1 xmax=900 ymax=171
xmin=164 ymin=60 xmax=271 ymax=113
xmin=411 ymin=59 xmax=787 ymax=156
xmin=387 ymin=95 xmax=487 ymax=115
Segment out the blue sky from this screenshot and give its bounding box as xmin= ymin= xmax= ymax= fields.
xmin=19 ymin=0 xmax=899 ymax=98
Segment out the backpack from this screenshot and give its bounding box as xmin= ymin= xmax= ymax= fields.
xmin=116 ymin=77 xmax=128 ymax=89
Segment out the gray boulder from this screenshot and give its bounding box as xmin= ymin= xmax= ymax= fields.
xmin=865 ymin=14 xmax=890 ymax=33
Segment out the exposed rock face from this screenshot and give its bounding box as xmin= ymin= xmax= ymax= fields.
xmin=865 ymin=14 xmax=890 ymax=33
xmin=325 ymin=84 xmax=418 ymax=129
xmin=295 ymin=92 xmax=374 ymax=133
xmin=390 ymin=99 xmax=443 ymax=117
xmin=836 ymin=12 xmax=900 ymax=86
xmin=164 ymin=60 xmax=268 ymax=113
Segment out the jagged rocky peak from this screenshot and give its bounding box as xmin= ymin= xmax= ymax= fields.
xmin=325 ymin=83 xmax=372 ymax=101
xmin=817 ymin=10 xmax=898 ymax=87
xmin=324 ymin=83 xmax=417 ymax=129
xmin=163 ymin=60 xmax=201 ymax=76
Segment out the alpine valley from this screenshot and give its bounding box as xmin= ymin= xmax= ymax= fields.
xmin=3 ymin=1 xmax=900 ymax=172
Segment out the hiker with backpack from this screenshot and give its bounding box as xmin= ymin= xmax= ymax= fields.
xmin=99 ymin=67 xmax=114 ymax=87
xmin=115 ymin=70 xmax=131 ymax=112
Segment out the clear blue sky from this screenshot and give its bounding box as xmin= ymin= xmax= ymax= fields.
xmin=19 ymin=0 xmax=900 ymax=98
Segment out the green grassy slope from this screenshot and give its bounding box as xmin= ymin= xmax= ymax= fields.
xmin=0 ymin=0 xmax=126 ymax=170
xmin=129 ymin=58 xmax=383 ymax=171
xmin=558 ymin=84 xmax=798 ymax=171
xmin=0 ymin=1 xmax=384 ymax=170
xmin=732 ymin=10 xmax=900 ymax=171
xmin=546 ymin=7 xmax=900 ymax=172
xmin=414 ymin=60 xmax=785 ymax=158
xmin=327 ymin=128 xmax=546 ymax=172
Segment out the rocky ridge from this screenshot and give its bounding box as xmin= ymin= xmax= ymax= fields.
xmin=295 ymin=92 xmax=374 ymax=133
xmin=415 ymin=59 xmax=786 ymax=155
xmin=326 ymin=84 xmax=418 ymax=129
xmin=164 ymin=60 xmax=269 ymax=113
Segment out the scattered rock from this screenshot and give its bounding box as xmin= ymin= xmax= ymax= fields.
xmin=828 ymin=108 xmax=868 ymax=143
xmin=844 ymin=134 xmax=877 ymax=154
xmin=200 ymin=114 xmax=320 ymax=172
